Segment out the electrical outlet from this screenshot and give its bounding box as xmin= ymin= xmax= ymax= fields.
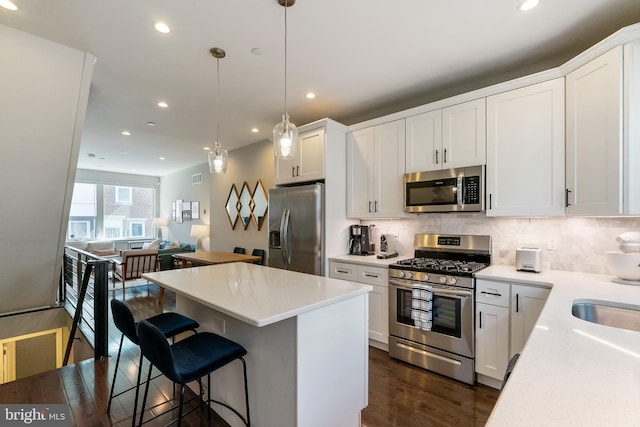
xmin=548 ymin=236 xmax=559 ymax=251
xmin=213 ymin=317 xmax=225 ymax=334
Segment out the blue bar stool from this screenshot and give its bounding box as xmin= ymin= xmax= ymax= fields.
xmin=107 ymin=299 xmax=199 ymax=426
xmin=137 ymin=319 xmax=250 ymax=427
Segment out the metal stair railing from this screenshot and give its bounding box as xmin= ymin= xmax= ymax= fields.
xmin=62 ymin=246 xmax=110 ymax=364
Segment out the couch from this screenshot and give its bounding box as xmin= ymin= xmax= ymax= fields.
xmin=157 ymin=242 xmax=195 ymax=270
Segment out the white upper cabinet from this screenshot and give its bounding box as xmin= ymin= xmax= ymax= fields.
xmin=405 ymin=98 xmax=486 ymax=173
xmin=347 ymin=119 xmax=406 ymax=218
xmin=275 ymin=127 xmax=326 ymax=185
xmin=486 ymin=78 xmax=566 ymax=217
xmin=565 ymin=45 xmax=640 ymax=215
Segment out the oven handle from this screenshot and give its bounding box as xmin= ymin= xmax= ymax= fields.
xmin=389 ymin=278 xmax=473 ymax=299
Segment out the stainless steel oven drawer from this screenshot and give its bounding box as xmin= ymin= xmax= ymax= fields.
xmin=389 ymin=336 xmax=475 ymax=385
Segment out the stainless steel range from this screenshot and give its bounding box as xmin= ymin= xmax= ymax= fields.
xmin=388 ymin=233 xmax=491 ymax=385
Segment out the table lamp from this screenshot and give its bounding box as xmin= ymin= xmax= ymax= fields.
xmin=190 ymin=224 xmax=210 ymax=252
xmin=152 ymin=217 xmax=169 ymax=240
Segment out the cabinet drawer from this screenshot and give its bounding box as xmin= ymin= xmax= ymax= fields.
xmin=329 ymin=262 xmax=357 ymax=281
xmin=476 ymin=279 xmax=510 ymax=307
xmin=357 ymin=265 xmax=388 ymax=286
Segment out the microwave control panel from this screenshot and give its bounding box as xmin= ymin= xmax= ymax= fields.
xmin=463 ymin=176 xmax=480 ymax=204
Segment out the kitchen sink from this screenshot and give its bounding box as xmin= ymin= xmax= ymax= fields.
xmin=572 ymin=299 xmax=640 ymax=333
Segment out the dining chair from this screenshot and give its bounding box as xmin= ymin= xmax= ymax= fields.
xmin=137 ymin=320 xmax=250 ymax=427
xmin=233 ymin=247 xmax=246 ymax=254
xmin=251 ymin=248 xmax=266 ymax=265
xmin=107 ymin=299 xmax=199 ymax=426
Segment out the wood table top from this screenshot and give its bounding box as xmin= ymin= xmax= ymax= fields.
xmin=172 ymin=251 xmax=261 ymax=265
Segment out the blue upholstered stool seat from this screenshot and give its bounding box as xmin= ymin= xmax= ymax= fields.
xmin=137 ymin=319 xmax=250 ymax=426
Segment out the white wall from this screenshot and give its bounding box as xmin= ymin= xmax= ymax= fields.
xmin=210 ymin=140 xmax=274 ymax=254
xmin=0 ymin=25 xmax=94 ymax=315
xmin=160 ymin=163 xmax=211 ymax=248
xmin=362 ymin=215 xmax=640 ymax=275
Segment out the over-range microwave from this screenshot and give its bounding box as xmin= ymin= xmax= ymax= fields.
xmin=404 ymin=165 xmax=485 ymax=213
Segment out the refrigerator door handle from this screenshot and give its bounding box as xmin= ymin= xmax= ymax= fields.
xmin=281 ymin=208 xmax=291 ymax=266
xmin=280 ymin=209 xmax=288 ymax=266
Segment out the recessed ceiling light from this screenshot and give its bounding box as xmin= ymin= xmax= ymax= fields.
xmin=154 ymin=22 xmax=171 ymax=33
xmin=0 ymin=0 xmax=18 ymax=11
xmin=251 ymin=48 xmax=263 ymax=55
xmin=204 ymin=146 xmax=211 ymax=151
xmin=251 ymin=128 xmax=259 ymax=133
xmin=518 ymin=0 xmax=539 ymax=11
xmin=159 ymin=157 xmax=165 ymax=160
xmin=121 ymin=131 xmax=131 ymax=136
xmin=147 ymin=121 xmax=156 ymax=126
xmin=157 ymin=102 xmax=168 ymax=108
xmin=305 ymin=92 xmax=316 ymax=99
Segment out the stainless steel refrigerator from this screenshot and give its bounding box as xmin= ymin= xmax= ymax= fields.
xmin=268 ymin=183 xmax=324 ymax=276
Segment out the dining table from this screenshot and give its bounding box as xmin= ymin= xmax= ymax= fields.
xmin=172 ymin=251 xmax=261 ymax=268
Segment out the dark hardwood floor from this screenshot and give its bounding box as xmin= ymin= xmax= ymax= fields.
xmin=0 ymin=283 xmax=499 ymax=426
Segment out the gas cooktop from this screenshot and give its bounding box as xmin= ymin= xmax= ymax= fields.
xmin=392 ymin=257 xmax=488 ymax=275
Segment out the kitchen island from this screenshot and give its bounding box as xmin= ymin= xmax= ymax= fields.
xmin=477 ymin=265 xmax=640 ymax=426
xmin=143 ymin=262 xmax=372 ymax=427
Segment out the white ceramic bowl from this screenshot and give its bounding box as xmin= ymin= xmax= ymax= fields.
xmin=606 ymin=251 xmax=640 ymax=281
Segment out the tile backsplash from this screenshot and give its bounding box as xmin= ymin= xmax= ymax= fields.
xmin=363 ymin=214 xmax=640 ymax=275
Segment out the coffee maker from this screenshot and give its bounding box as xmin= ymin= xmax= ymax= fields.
xmin=349 ymin=225 xmax=372 ymax=255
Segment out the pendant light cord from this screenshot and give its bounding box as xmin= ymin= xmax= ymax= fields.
xmin=284 ymin=0 xmax=288 ymax=117
xmin=216 ymin=56 xmax=221 ymax=145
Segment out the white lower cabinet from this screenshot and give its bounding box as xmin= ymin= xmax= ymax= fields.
xmin=510 ymin=284 xmax=550 ymax=359
xmin=475 ymin=279 xmax=550 ymax=388
xmin=330 ymin=261 xmax=388 ymax=346
xmin=475 ymin=280 xmax=510 ymax=383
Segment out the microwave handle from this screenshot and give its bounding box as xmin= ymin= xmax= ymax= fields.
xmin=457 ymin=172 xmax=465 ymax=210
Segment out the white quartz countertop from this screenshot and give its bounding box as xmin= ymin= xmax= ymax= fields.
xmin=329 ymin=254 xmax=409 ymax=267
xmin=143 ymin=263 xmax=372 ymax=327
xmin=477 ymin=265 xmax=640 ymax=426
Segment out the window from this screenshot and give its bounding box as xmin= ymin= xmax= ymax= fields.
xmin=67 ymin=183 xmax=156 ymax=240
xmin=68 ymin=221 xmax=91 ymax=240
xmin=115 ymin=186 xmax=133 ymax=204
xmin=129 ymin=220 xmax=145 ymax=237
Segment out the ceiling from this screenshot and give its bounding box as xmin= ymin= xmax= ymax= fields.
xmin=3 ymin=0 xmax=640 ymax=177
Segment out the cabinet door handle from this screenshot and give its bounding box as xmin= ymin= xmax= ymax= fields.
xmin=375 ymin=201 xmax=378 ymax=212
xmin=565 ymin=188 xmax=572 ymax=207
xmin=336 ymin=269 xmax=350 ymax=274
xmin=444 ymin=148 xmax=447 ymax=163
xmin=368 ymin=201 xmax=372 ymax=213
xmin=291 ymin=166 xmax=295 ymax=178
xmin=296 ymin=165 xmax=300 ymax=176
xmin=364 ymin=273 xmax=379 ymax=278
xmin=435 ymin=149 xmax=439 ymax=164
xmin=516 ymin=294 xmax=520 ymax=312
xmin=479 ymin=311 xmax=482 ymax=329
xmin=489 ymin=193 xmax=492 ymax=210
xmin=480 ymin=291 xmax=502 ymax=297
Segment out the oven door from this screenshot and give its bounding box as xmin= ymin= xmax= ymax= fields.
xmin=389 ymin=278 xmax=474 ymax=358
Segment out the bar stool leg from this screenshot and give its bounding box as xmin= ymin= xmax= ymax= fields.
xmin=107 ymin=334 xmax=124 ymax=413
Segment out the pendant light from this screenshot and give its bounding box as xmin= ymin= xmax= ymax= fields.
xmin=208 ymin=47 xmax=229 ymax=174
xmin=273 ymin=0 xmax=297 ymax=159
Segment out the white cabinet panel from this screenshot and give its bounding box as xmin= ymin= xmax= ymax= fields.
xmin=510 ymin=285 xmax=550 ymax=358
xmin=275 ymin=128 xmax=325 ymax=185
xmin=566 ymin=46 xmax=623 ymax=215
xmin=329 ymin=261 xmax=389 ymax=345
xmin=486 ymin=78 xmax=565 ymax=216
xmin=405 ymin=99 xmax=485 ymax=173
xmin=347 ymin=120 xmax=405 ymax=218
xmin=476 ymin=303 xmax=509 ymax=380
xmin=442 ymin=98 xmax=486 ymax=169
